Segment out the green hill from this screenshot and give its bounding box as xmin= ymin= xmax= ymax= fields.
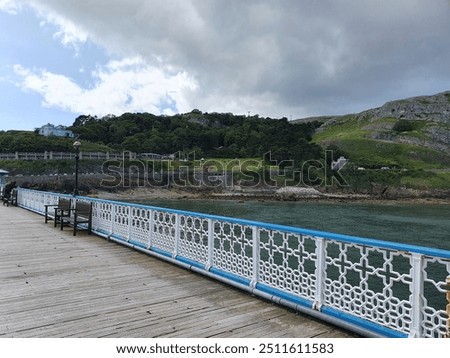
xmin=307 ymin=91 xmax=450 ymax=191
xmin=313 ymin=115 xmax=450 ymax=170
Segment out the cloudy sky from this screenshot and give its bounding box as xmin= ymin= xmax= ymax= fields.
xmin=1 ymin=0 xmax=450 ymax=131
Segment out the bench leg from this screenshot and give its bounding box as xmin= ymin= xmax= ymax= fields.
xmin=73 ymin=215 xmax=77 ymax=236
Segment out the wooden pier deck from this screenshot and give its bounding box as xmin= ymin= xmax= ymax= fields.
xmin=0 ymin=204 xmax=356 ymax=338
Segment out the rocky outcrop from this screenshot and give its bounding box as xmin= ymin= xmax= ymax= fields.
xmin=274 ymin=187 xmax=324 ymax=200
xmin=316 ymin=90 xmax=450 ymax=154
xmin=356 ymin=91 xmax=450 ymax=124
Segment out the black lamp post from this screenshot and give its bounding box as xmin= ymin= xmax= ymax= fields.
xmin=73 ymin=141 xmax=81 ymax=196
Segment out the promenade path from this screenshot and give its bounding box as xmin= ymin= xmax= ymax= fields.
xmin=0 ymin=204 xmax=357 ymax=338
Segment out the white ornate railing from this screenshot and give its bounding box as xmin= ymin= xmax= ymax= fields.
xmin=0 ymin=151 xmax=135 ymax=160
xmin=17 ymin=188 xmax=450 ymax=338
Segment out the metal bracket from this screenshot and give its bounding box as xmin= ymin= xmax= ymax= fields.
xmin=312 ymin=301 xmax=322 ymax=311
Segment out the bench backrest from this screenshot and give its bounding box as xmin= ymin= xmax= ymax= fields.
xmin=75 ymin=201 xmax=92 ymax=216
xmin=58 ymin=198 xmax=72 ymax=211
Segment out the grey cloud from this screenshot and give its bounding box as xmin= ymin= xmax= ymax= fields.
xmin=28 ymin=0 xmax=450 ymax=117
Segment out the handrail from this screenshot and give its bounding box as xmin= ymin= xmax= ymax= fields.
xmin=16 ymin=188 xmax=450 ymax=338
xmin=0 ymin=151 xmax=135 ymax=160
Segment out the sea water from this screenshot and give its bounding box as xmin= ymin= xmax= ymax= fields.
xmin=130 ymin=198 xmax=450 ymax=251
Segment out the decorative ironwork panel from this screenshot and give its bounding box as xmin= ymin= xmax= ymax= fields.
xmin=112 ymin=204 xmax=130 ymax=240
xmin=213 ymin=221 xmax=253 ymax=278
xmin=43 ymin=193 xmax=60 ymax=208
xmin=324 ymin=241 xmax=413 ymax=333
xmin=259 ymin=229 xmax=317 ymax=300
xmin=421 ymin=256 xmax=450 ymax=338
xmin=178 ymin=215 xmax=209 ymax=264
xmin=152 ymin=210 xmax=176 ymax=254
xmin=94 ymin=201 xmax=114 ymax=234
xmin=22 ymin=190 xmax=60 ymax=213
xmin=19 ymin=190 xmax=32 ymax=210
xmin=129 ymin=206 xmax=152 ymax=247
xmin=31 ymin=191 xmax=45 ymax=212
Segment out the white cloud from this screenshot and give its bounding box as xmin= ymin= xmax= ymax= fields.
xmin=39 ymin=10 xmax=88 ymax=50
xmin=14 ymin=57 xmax=198 ymax=116
xmin=0 ymin=0 xmax=21 ymax=14
xmin=1 ymin=0 xmax=88 ymax=49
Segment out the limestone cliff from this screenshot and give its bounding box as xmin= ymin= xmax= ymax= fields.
xmin=356 ymin=91 xmax=450 ymax=124
xmin=316 ymin=91 xmax=450 ymax=155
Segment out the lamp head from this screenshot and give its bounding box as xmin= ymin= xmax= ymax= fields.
xmin=73 ymin=141 xmax=81 ymax=150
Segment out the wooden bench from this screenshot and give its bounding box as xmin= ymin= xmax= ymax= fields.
xmin=45 ymin=198 xmax=72 ymax=227
xmin=60 ymin=201 xmax=93 ymax=236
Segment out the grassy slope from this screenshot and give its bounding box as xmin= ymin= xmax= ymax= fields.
xmin=312 ymin=116 xmax=450 ymax=190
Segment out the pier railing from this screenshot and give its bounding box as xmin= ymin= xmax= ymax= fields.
xmin=17 ymin=188 xmax=450 ymax=338
xmin=0 ymin=151 xmax=136 ymax=161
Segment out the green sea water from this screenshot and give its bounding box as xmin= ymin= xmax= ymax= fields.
xmin=130 ymin=198 xmax=450 ymax=252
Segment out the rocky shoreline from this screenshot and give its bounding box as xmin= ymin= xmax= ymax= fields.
xmin=14 ymin=172 xmax=449 ymax=204
xmin=90 ymin=186 xmax=450 ymax=205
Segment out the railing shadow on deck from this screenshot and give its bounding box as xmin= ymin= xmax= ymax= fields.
xmin=16 ymin=188 xmax=450 ymax=338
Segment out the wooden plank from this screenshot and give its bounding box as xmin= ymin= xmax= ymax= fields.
xmin=0 ymin=205 xmax=357 ymax=338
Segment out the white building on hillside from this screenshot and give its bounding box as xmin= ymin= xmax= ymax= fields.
xmin=38 ymin=123 xmax=74 ymax=138
xmin=331 ymin=156 xmax=348 ymax=171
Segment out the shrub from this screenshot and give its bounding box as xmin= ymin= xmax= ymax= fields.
xmin=393 ymin=119 xmax=415 ymax=133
